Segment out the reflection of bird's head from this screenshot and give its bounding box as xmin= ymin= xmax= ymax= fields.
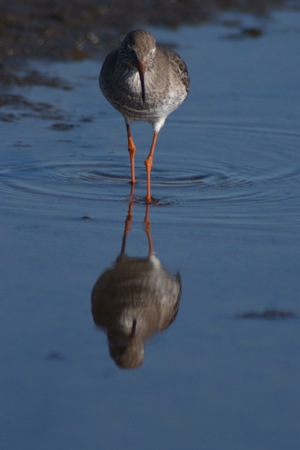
xmin=108 ymin=319 xmax=144 ymax=369
xmin=109 ymin=339 xmax=144 ymax=369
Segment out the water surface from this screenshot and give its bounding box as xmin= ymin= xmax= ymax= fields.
xmin=0 ymin=10 xmax=300 ymax=450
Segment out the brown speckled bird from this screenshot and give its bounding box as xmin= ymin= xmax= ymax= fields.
xmin=100 ymin=29 xmax=190 ymax=202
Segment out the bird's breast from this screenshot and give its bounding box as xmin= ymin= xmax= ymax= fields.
xmin=101 ymin=64 xmax=187 ymax=124
xmin=124 ymin=69 xmax=143 ymax=95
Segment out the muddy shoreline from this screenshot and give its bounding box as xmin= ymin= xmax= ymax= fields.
xmin=0 ymin=0 xmax=296 ymax=118
xmin=0 ymin=1 xmax=292 ymax=61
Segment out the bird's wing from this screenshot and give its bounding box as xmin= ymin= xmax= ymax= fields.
xmin=158 ymin=46 xmax=190 ymax=95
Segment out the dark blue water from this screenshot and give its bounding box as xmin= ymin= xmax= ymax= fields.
xmin=0 ymin=10 xmax=299 ymax=450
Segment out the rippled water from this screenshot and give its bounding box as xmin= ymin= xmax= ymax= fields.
xmin=2 ymin=121 xmax=298 ymax=207
xmin=1 ymin=10 xmax=300 ymax=450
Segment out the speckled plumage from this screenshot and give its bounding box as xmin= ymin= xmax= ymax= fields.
xmin=100 ymin=29 xmax=189 ymax=131
xmin=99 ymin=29 xmax=190 ymax=201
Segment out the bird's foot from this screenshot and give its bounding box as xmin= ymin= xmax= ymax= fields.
xmin=144 ymin=195 xmax=156 ymax=204
xmin=144 ymin=195 xmax=161 ymax=205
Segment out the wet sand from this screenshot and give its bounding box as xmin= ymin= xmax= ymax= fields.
xmin=0 ymin=0 xmax=289 ymax=61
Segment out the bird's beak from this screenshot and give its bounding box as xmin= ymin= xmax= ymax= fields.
xmin=138 ymin=61 xmax=146 ymax=103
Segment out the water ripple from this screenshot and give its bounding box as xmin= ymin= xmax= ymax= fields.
xmin=0 ymin=123 xmax=299 ymax=212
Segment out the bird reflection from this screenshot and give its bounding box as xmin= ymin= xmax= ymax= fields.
xmin=91 ymin=194 xmax=181 ymax=370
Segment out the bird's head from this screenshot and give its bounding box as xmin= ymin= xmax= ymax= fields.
xmin=120 ymin=29 xmax=156 ymax=102
xmin=108 ymin=319 xmax=144 ymax=369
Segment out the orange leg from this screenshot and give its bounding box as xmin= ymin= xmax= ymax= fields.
xmin=126 ymin=123 xmax=136 ymax=185
xmin=129 ymin=183 xmax=135 ymax=198
xmin=145 ymin=131 xmax=158 ymax=203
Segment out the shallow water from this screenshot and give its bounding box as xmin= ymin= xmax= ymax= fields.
xmin=1 ymin=10 xmax=300 ymax=450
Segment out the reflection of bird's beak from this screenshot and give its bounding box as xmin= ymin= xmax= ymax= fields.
xmin=129 ymin=319 xmax=136 ymax=345
xmin=129 ymin=319 xmax=137 ymax=342
xmin=138 ymin=61 xmax=146 ymax=102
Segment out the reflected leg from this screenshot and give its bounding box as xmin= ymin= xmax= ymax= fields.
xmin=143 ymin=203 xmax=153 ymax=256
xmin=121 ymin=201 xmax=134 ymax=254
